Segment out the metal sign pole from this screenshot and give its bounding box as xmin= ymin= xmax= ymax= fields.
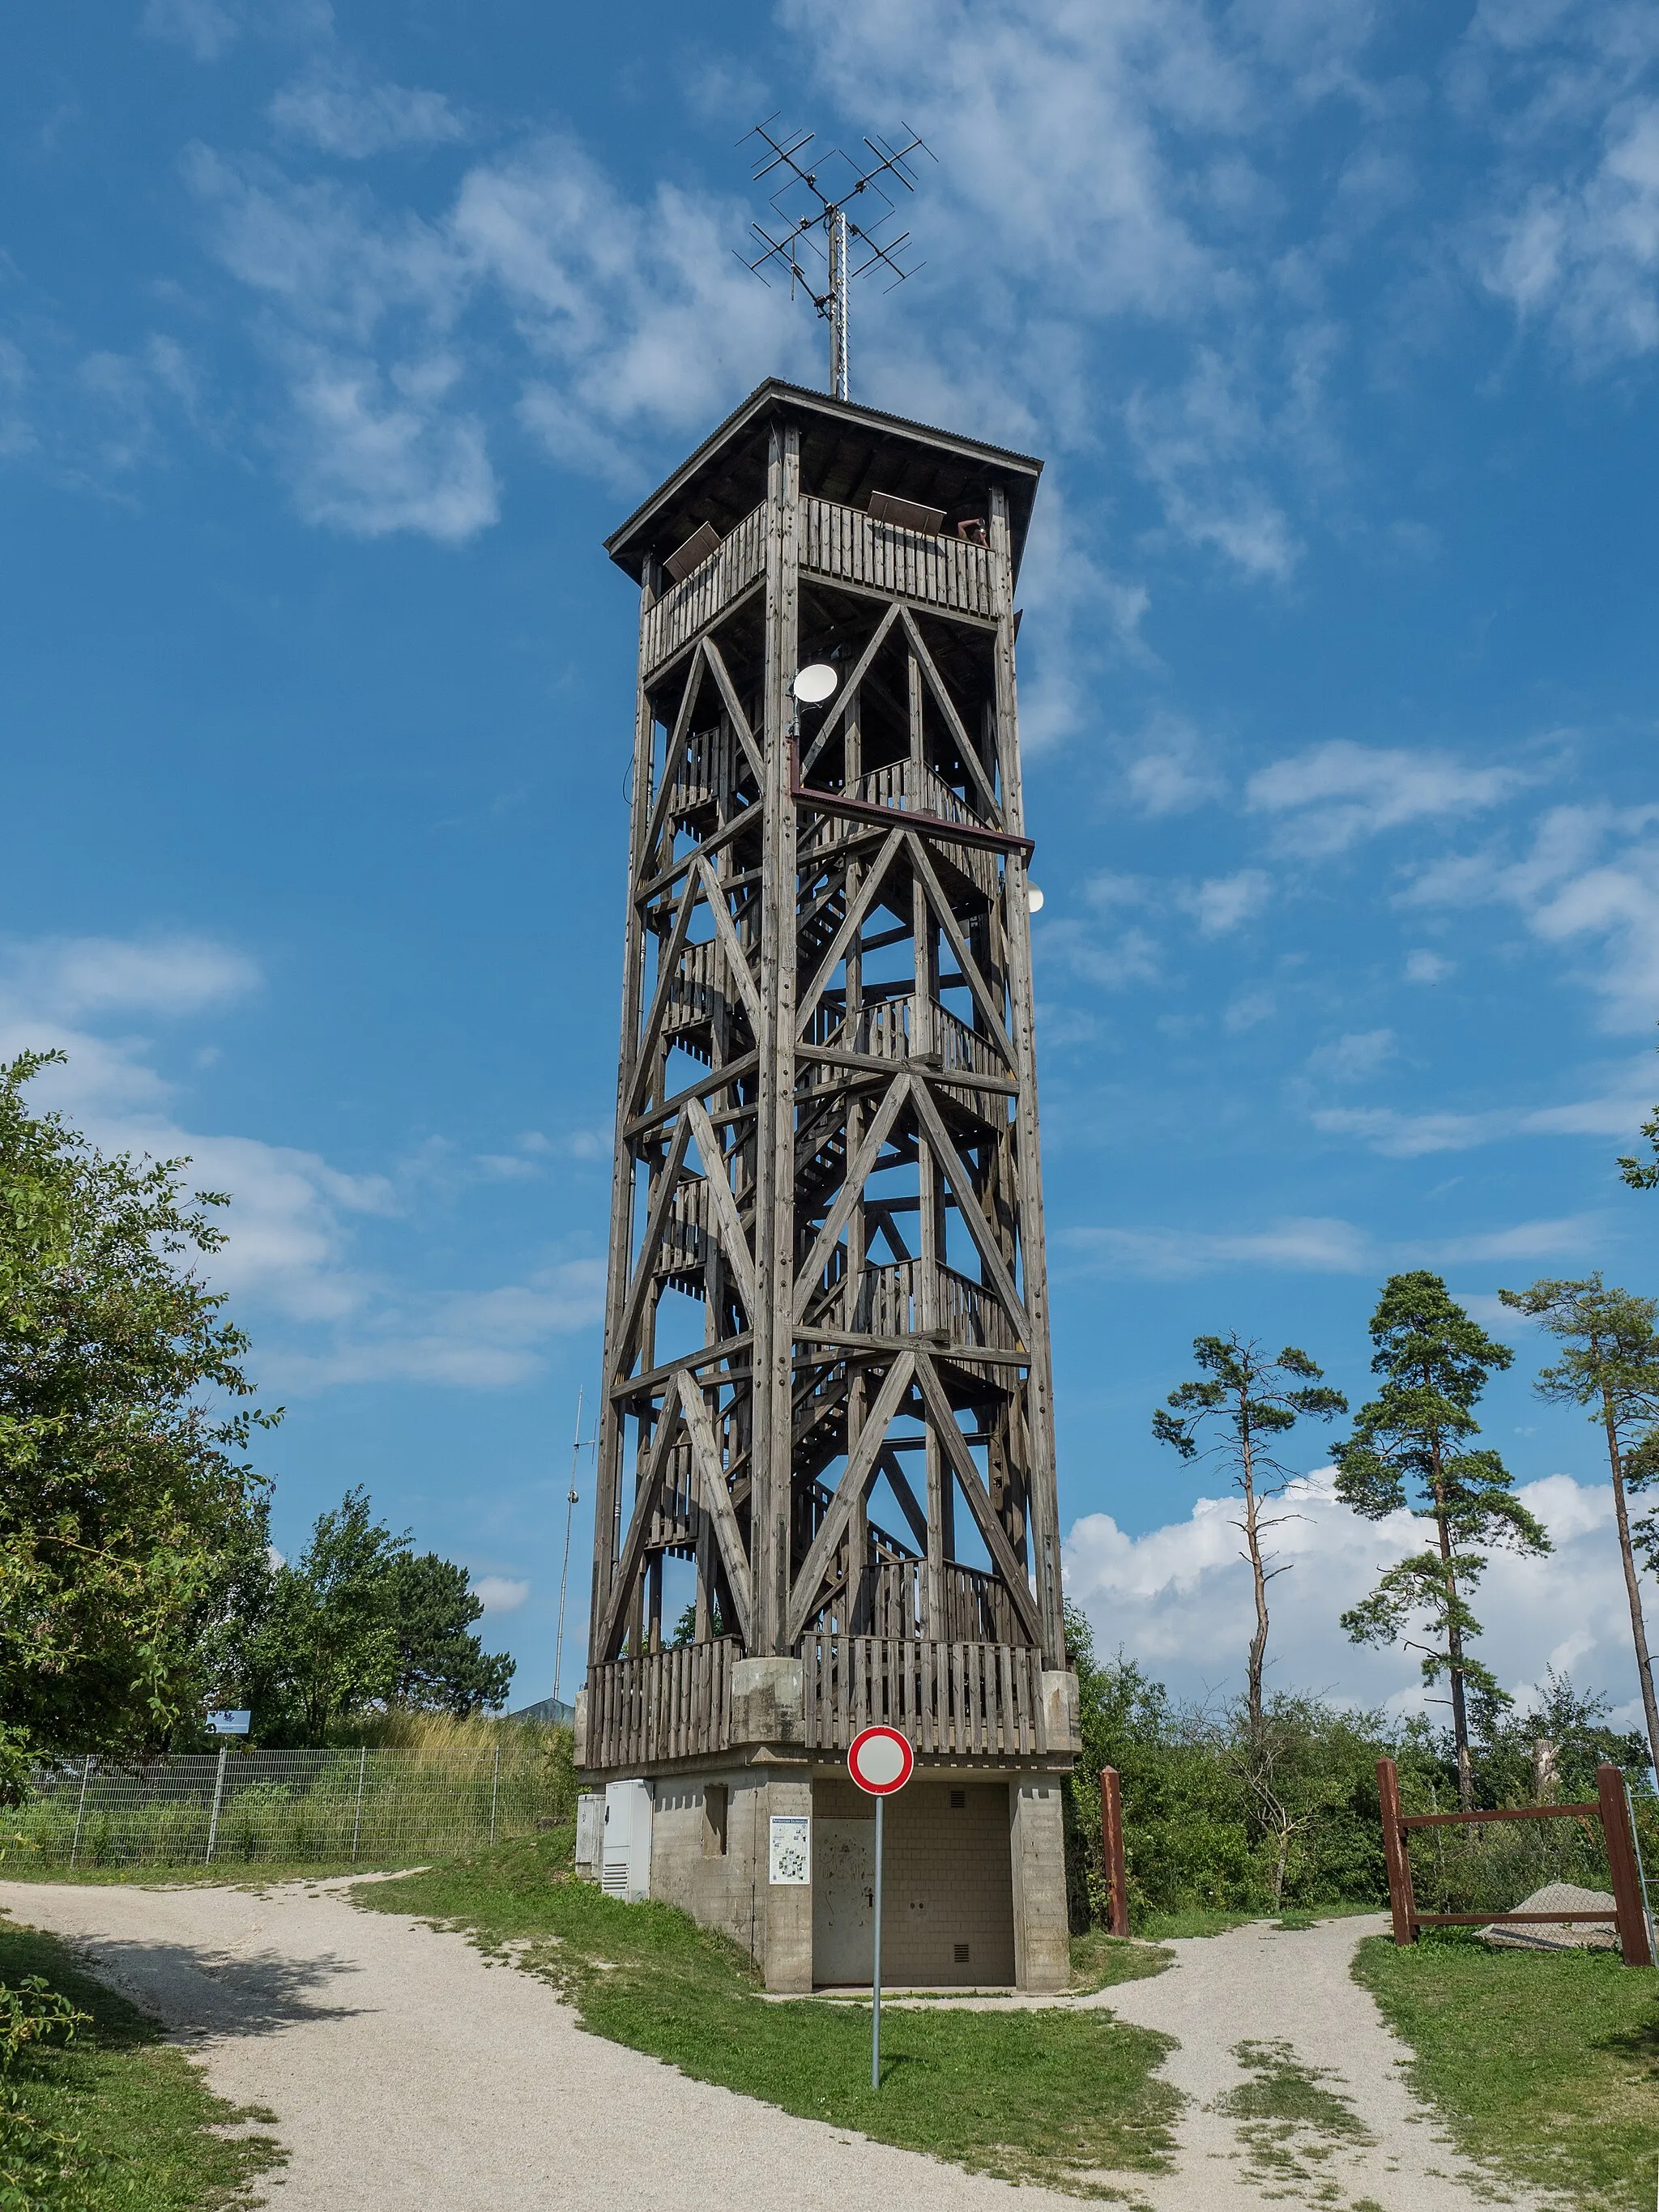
xmin=872 ymin=1791 xmax=884 ymax=2089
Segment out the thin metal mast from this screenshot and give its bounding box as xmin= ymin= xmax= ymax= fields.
xmin=551 ymin=1385 xmax=587 ymax=1712
xmin=738 ymin=121 xmax=932 ymax=403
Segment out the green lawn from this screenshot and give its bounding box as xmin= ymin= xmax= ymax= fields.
xmin=1354 ymin=1930 xmax=1659 ymax=2212
xmin=0 ymin=1918 xmax=282 ymax=2210
xmin=356 ymin=1833 xmax=1183 ymax=2197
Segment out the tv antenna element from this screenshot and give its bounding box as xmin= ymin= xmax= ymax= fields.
xmin=738 ymin=118 xmax=932 ymax=404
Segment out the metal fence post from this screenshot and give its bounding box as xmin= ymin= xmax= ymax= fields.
xmin=68 ymin=1756 xmax=92 ymax=1871
xmin=1598 ymin=1762 xmax=1654 ymax=1967
xmin=204 ymin=1745 xmax=228 ymax=1867
xmin=352 ymin=1746 xmax=367 ymax=1862
xmin=1624 ymin=1775 xmax=1655 ymax=1965
xmin=488 ymin=1743 xmax=500 ymax=1846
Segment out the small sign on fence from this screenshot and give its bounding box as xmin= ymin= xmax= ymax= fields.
xmin=205 ymin=1710 xmax=251 ymax=1736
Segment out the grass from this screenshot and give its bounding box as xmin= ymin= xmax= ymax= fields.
xmin=1216 ymin=2037 xmax=1375 ymax=2203
xmin=0 ymin=1917 xmax=281 ymax=2210
xmin=2 ymin=1856 xmax=424 ymax=1889
xmin=355 ymin=1832 xmax=1184 ymax=2198
xmin=1067 ymin=1928 xmax=1174 ymax=1993
xmin=1354 ymin=1929 xmax=1659 ymax=2212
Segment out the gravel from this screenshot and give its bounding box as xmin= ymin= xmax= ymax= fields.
xmin=0 ymin=1882 xmax=1542 ymax=2211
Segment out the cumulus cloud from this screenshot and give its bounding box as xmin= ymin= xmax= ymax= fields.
xmin=1304 ymin=1028 xmax=1396 ymax=1084
xmin=0 ymin=929 xmax=600 ymax=1388
xmin=473 ymin=1576 xmax=531 ymax=1614
xmin=1061 ymin=1215 xmax=1372 ymax=1279
xmin=1314 ymin=1054 xmax=1659 ymax=1155
xmin=1247 ymin=740 xmax=1531 ymax=857
xmin=1064 ymin=1469 xmax=1648 ymax=1728
xmin=1404 ymin=948 xmax=1454 ymax=983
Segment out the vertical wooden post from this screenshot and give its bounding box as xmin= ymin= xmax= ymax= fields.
xmin=1100 ymin=1767 xmax=1129 ymax=1937
xmin=1597 ymin=1762 xmax=1654 ymax=1968
xmin=1376 ymin=1757 xmax=1417 ymax=1946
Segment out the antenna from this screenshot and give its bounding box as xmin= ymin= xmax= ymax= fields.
xmin=737 ymin=117 xmax=934 ymax=403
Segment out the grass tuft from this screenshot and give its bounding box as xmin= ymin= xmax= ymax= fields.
xmin=357 ymin=1833 xmax=1184 ymax=2197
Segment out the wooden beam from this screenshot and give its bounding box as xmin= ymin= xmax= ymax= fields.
xmin=800 ymin=603 xmax=901 ymax=777
xmin=786 ymin=1353 xmax=917 ymax=1644
xmin=906 ymin=834 xmax=1017 ymax=1069
xmin=684 ymin=1094 xmax=758 ymax=1322
xmin=790 ymin=1072 xmax=912 ymax=1326
xmin=676 ymin=1368 xmax=753 ymax=1645
xmin=913 ymin=1353 xmax=1042 ymax=1645
xmin=701 ymin=637 xmax=766 ymax=787
xmin=794 ymin=828 xmax=906 ymax=1038
xmin=898 ymin=607 xmax=1002 ymax=824
xmin=694 ymin=854 xmax=763 ymax=1032
xmin=640 ymin=641 xmax=708 ymax=876
xmin=610 ymin=1112 xmax=693 ymax=1382
xmin=594 ymin=1402 xmax=686 ymax=1661
xmin=627 ymin=870 xmax=702 ymax=1115
xmin=910 ymin=1076 xmax=1034 ymax=1346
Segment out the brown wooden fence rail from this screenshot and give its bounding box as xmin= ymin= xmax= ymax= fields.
xmin=586 ymin=1639 xmax=737 ymax=1771
xmin=1376 ymin=1756 xmax=1653 ymax=1967
xmin=800 ymin=1634 xmax=1051 ymax=1757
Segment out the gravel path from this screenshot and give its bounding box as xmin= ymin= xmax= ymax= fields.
xmin=0 ymin=1882 xmax=1539 ymax=2212
xmin=1102 ymin=1914 xmax=1544 ymax=2210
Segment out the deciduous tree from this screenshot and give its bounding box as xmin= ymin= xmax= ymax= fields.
xmin=1153 ymin=1334 xmax=1345 ymax=1745
xmin=1498 ymin=1274 xmax=1659 ymax=1774
xmin=0 ymin=1050 xmax=275 ymax=1797
xmin=1335 ymin=1272 xmax=1548 ymax=1811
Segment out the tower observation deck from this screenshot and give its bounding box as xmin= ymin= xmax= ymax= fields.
xmin=574 ymin=379 xmax=1079 ymax=1991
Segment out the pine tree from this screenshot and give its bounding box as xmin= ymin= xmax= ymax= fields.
xmin=1499 ymin=1273 xmax=1659 ymax=1774
xmin=1335 ymin=1272 xmax=1549 ymax=1810
xmin=1153 ymin=1334 xmax=1345 ymax=1746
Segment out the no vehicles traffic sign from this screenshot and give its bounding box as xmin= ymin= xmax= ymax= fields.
xmin=847 ymin=1724 xmax=913 ymax=1796
xmin=847 ymin=1724 xmax=913 ymax=2089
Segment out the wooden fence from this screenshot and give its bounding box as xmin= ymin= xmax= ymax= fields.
xmin=1376 ymin=1756 xmax=1653 ymax=1967
xmin=584 ymin=1639 xmax=737 ymax=1771
xmin=800 ymin=1634 xmax=1053 ymax=1757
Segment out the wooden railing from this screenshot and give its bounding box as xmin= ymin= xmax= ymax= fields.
xmin=642 ymin=507 xmax=766 ymax=673
xmin=800 ymin=1634 xmax=1051 ymax=1756
xmin=584 ymin=1639 xmax=738 ymax=1771
xmin=801 ymin=499 xmax=993 ymax=620
xmin=638 ymin=497 xmax=996 ymax=676
xmin=804 ymin=993 xmax=1004 ymax=1085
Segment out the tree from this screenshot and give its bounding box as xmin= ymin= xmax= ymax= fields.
xmin=1152 ymin=1334 xmax=1346 ymax=1745
xmin=226 ymin=1490 xmax=514 ymax=1740
xmin=0 ymin=1050 xmax=276 ymax=1796
xmin=1497 ymin=1274 xmax=1659 ymax=1774
xmin=385 ymin=1553 xmax=514 ymax=1715
xmin=1335 ymin=1272 xmax=1549 ymax=1809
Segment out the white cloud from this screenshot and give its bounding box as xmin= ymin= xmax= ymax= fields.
xmin=473 ymin=1575 xmax=531 ymax=1615
xmin=1180 ymin=868 xmax=1270 ymax=936
xmin=1224 ymin=988 xmax=1277 ymax=1032
xmin=1247 ymin=739 xmax=1530 ymax=857
xmin=1404 ymin=948 xmax=1454 ymax=983
xmin=142 ymin=0 xmax=241 ymax=62
xmin=1038 ymin=918 xmax=1162 ymax=991
xmin=1064 ymin=1469 xmax=1648 ymax=1729
xmin=1315 ymin=1055 xmax=1659 ymax=1153
xmin=1061 ymin=1215 xmax=1371 ymax=1279
xmin=270 ymin=66 xmax=468 ymax=159
xmin=1401 ymin=803 xmax=1659 ymax=1031
xmin=0 ymin=930 xmax=601 ymax=1387
xmin=1304 ymin=1027 xmax=1396 ymax=1084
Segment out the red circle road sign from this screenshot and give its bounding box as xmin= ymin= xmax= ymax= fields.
xmin=847 ymin=1725 xmax=914 ymax=1796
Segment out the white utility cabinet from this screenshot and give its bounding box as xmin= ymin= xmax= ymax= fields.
xmin=602 ymin=1778 xmax=653 ymax=1902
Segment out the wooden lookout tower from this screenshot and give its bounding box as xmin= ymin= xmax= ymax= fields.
xmin=574 ymin=379 xmax=1080 ymax=1991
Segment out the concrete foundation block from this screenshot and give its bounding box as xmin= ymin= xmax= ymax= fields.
xmin=731 ymin=1657 xmax=803 ymax=1745
xmin=1009 ymin=1778 xmax=1070 ymax=1993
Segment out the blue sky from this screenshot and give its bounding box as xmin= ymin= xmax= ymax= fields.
xmin=5 ymin=0 xmax=1659 ymax=1727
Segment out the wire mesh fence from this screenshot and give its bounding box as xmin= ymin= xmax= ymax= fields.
xmin=6 ymin=1745 xmax=562 ymax=1871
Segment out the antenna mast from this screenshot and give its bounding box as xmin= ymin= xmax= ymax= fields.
xmin=738 ymin=120 xmax=932 ymax=403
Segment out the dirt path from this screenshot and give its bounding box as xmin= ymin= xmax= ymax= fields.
xmin=0 ymin=1882 xmax=1538 ymax=2212
xmin=1101 ymin=1912 xmax=1543 ymax=2210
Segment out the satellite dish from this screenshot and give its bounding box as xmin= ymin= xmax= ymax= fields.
xmin=791 ymin=663 xmax=839 ymax=705
xmin=1027 ymin=884 xmax=1045 ymax=914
